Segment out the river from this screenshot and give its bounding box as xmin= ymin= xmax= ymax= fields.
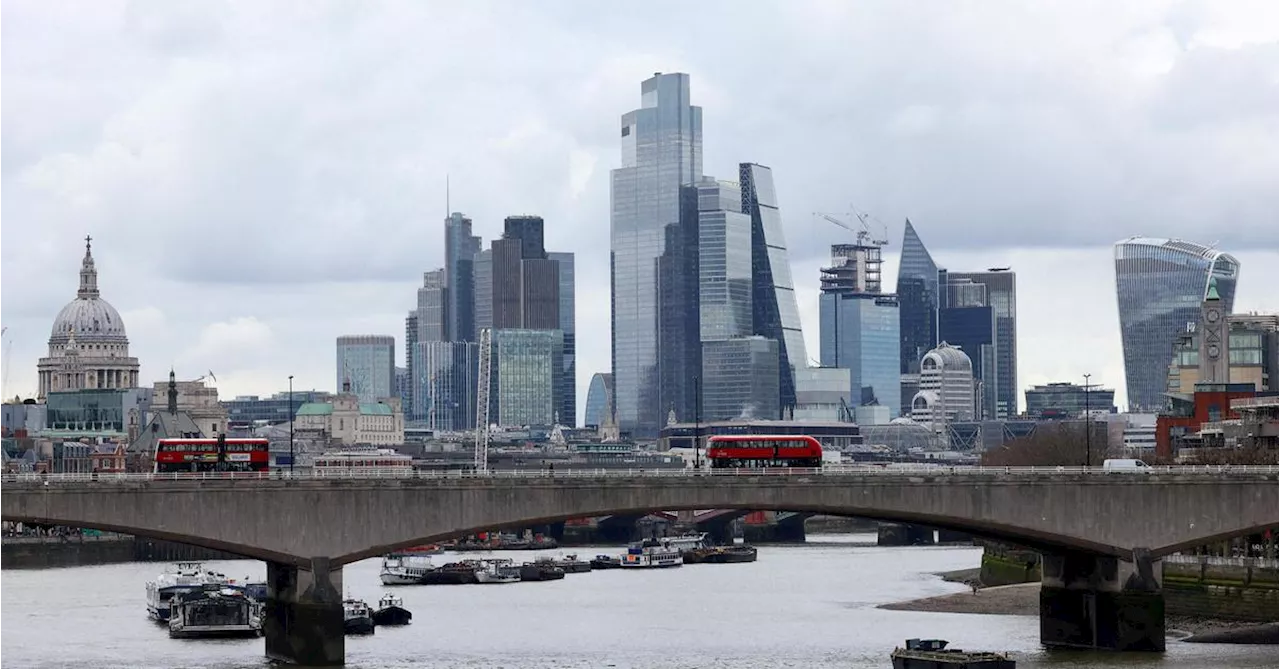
xmin=1 ymin=534 xmax=1272 ymax=668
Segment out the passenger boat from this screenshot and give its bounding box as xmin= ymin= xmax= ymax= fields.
xmin=168 ymin=584 xmax=261 ymax=639
xmin=684 ymin=545 xmax=758 ymax=564
xmin=890 ymin=639 xmax=1015 ymax=669
xmin=519 ymin=558 xmax=566 ymax=581
xmin=419 ymin=561 xmax=481 ymax=585
xmin=619 ymin=539 xmax=683 ymax=569
xmin=343 ymin=599 xmax=376 ymax=635
xmin=589 ymin=554 xmax=622 ymax=570
xmin=371 ymin=593 xmax=412 ymax=626
xmin=659 ymin=532 xmax=709 ymax=554
xmin=475 ymin=559 xmax=522 ymax=584
xmin=146 ymin=562 xmax=229 ymax=622
xmin=380 ymin=553 xmax=436 ymax=585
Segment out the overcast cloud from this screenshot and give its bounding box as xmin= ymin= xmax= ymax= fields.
xmin=3 ymin=0 xmax=1277 ymax=415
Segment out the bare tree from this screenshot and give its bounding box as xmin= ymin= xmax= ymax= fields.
xmin=980 ymin=423 xmax=1107 ymax=467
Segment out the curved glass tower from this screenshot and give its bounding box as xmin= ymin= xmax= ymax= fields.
xmin=583 ymin=372 xmax=614 ymax=428
xmin=1114 ymin=237 xmax=1239 ymax=411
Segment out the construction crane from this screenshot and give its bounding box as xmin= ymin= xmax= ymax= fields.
xmin=813 ymin=208 xmax=889 ymax=248
xmin=474 ymin=327 xmax=493 ymax=473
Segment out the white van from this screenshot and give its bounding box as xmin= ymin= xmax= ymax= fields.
xmin=1102 ymin=458 xmax=1152 ymax=473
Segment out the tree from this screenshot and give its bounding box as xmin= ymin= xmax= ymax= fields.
xmin=980 ymin=422 xmax=1108 ymax=467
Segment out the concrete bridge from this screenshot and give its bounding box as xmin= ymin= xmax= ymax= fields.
xmin=2 ymin=467 xmax=1275 ymax=664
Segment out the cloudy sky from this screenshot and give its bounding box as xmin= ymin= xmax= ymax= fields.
xmin=3 ymin=0 xmax=1277 ymax=417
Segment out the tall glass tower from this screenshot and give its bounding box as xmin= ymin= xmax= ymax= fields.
xmin=1114 ymin=237 xmax=1240 ymax=412
xmin=444 ymin=212 xmax=480 ymax=342
xmin=897 ymin=219 xmax=939 ymax=374
xmin=611 ymin=72 xmax=703 ymax=437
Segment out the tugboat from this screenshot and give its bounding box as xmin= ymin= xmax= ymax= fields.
xmin=589 ymin=554 xmax=622 ymax=570
xmin=684 ymin=545 xmax=758 ymax=564
xmin=476 ymin=559 xmax=522 ymax=584
xmin=146 ymin=562 xmax=230 ymax=622
xmin=519 ymin=558 xmax=567 ymax=581
xmin=619 ymin=539 xmax=683 ymax=569
xmin=343 ymin=599 xmax=376 ymax=635
xmin=168 ymin=584 xmax=261 ymax=639
xmin=890 ymin=639 xmax=1015 ymax=669
xmin=380 ymin=553 xmax=436 ymax=585
xmin=371 ymin=593 xmax=412 ymax=626
xmin=419 ymin=561 xmax=481 ymax=585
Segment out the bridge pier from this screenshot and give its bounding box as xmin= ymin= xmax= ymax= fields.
xmin=1040 ymin=550 xmax=1164 ymax=651
xmin=264 ymin=558 xmax=345 ymax=666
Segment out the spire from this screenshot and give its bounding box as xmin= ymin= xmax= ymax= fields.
xmin=168 ymin=369 xmax=178 ymax=415
xmin=1206 ymin=275 xmax=1220 ymax=301
xmin=77 ymin=235 xmax=100 ymax=299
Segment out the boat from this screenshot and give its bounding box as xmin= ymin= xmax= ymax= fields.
xmin=168 ymin=584 xmax=261 ymax=639
xmin=684 ymin=545 xmax=758 ymax=564
xmin=343 ymin=599 xmax=376 ymax=635
xmin=519 ymin=558 xmax=566 ymax=581
xmin=554 ymin=554 xmax=592 ymax=573
xmin=380 ymin=553 xmax=436 ymax=585
xmin=619 ymin=539 xmax=683 ymax=569
xmin=657 ymin=532 xmax=709 ymax=554
xmin=240 ymin=581 xmax=267 ymax=602
xmin=419 ymin=561 xmax=481 ymax=585
xmin=400 ymin=544 xmax=444 ymax=556
xmin=146 ymin=562 xmax=230 ymax=622
xmin=476 ymin=559 xmax=522 ymax=584
xmin=890 ymin=639 xmax=1015 ymax=669
xmin=371 ymin=593 xmax=412 ymax=626
xmin=589 ymin=554 xmax=622 ymax=570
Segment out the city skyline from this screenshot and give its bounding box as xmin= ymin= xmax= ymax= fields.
xmin=2 ymin=2 xmax=1277 ymax=416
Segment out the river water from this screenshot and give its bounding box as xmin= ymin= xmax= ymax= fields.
xmin=1 ymin=534 xmax=1272 ymax=668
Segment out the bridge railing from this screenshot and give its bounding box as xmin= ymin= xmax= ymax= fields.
xmin=2 ymin=464 xmax=1276 ymax=484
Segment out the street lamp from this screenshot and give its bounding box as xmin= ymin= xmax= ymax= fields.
xmin=1083 ymin=373 xmax=1091 ymax=468
xmin=693 ymin=375 xmax=702 ymax=470
xmin=288 ymin=375 xmax=295 ymax=474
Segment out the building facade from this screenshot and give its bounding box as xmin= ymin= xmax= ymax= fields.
xmin=1025 ymin=382 xmax=1117 ymax=419
xmin=490 ymin=329 xmax=563 ymax=428
xmin=611 ymin=72 xmax=703 ymax=437
xmin=412 ymin=341 xmax=479 ymax=432
xmin=335 ymin=335 xmax=396 ymax=404
xmin=548 ymin=251 xmax=577 ymax=427
xmin=416 ymin=270 xmax=446 ymax=343
xmin=818 ymin=244 xmax=901 ymax=422
xmin=222 ymin=390 xmax=331 ymax=429
xmin=793 ymin=367 xmax=852 ymax=422
xmin=897 ymin=219 xmax=940 ymax=379
xmin=295 ymin=396 xmax=404 ymax=446
xmin=938 ymin=305 xmax=997 ymax=420
xmin=1167 ymin=312 xmax=1278 ymax=395
xmin=656 ymin=183 xmax=703 ymax=426
xmin=700 ymin=336 xmax=780 ymax=422
xmin=584 ymin=373 xmax=615 ymax=429
xmin=1115 ymin=237 xmax=1240 ymax=412
xmin=444 ymin=212 xmax=481 ymax=343
xmin=910 ymin=342 xmax=975 ymax=437
xmin=945 ymin=270 xmax=1017 ymax=418
xmin=37 ymin=237 xmax=141 ymax=399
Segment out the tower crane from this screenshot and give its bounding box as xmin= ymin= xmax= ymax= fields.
xmin=474 ymin=327 xmax=493 ymax=473
xmin=813 ymin=208 xmax=890 ymax=248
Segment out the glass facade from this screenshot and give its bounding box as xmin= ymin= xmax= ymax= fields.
xmin=793 ymin=367 xmax=852 ymax=422
xmin=412 ymin=341 xmax=479 ymax=431
xmin=741 ymin=163 xmax=807 ymax=416
xmin=548 ymin=252 xmax=576 ymax=426
xmin=490 ymin=329 xmax=563 ymax=428
xmin=45 ymin=389 xmax=134 ymax=433
xmin=656 ymin=184 xmax=702 ymax=425
xmin=583 ymin=372 xmax=614 ymax=428
xmin=896 ymin=219 xmax=939 ymax=376
xmin=416 ymin=270 xmax=446 ymax=343
xmin=335 ymin=335 xmax=396 ymax=403
xmin=939 ymin=306 xmax=997 ymax=420
xmin=819 ymin=293 xmax=901 ymax=418
xmin=223 ymin=391 xmax=329 ymax=428
xmin=1025 ymin=382 xmax=1116 ymax=419
xmin=1114 ymin=237 xmax=1240 ymax=411
xmin=701 ymin=337 xmax=780 ymax=422
xmin=947 ymin=271 xmax=1017 ymax=418
xmin=611 ymin=72 xmax=703 ymax=437
xmin=697 ymin=178 xmax=753 ymax=341
xmin=473 ymin=249 xmax=492 ymax=336
xmin=444 ymin=213 xmax=480 ymax=343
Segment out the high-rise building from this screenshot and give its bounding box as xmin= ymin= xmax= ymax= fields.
xmin=1025 ymin=382 xmax=1117 ymax=419
xmin=793 ymin=367 xmax=852 ymax=422
xmin=489 ymin=329 xmax=563 ymax=428
xmin=417 ymin=270 xmax=447 ymax=343
xmin=1114 ymin=237 xmax=1240 ymax=411
xmin=818 ymin=244 xmax=901 ymax=421
xmin=335 ymin=335 xmax=396 ymax=403
xmin=697 ymin=178 xmax=753 ymax=341
xmin=548 ymin=251 xmax=576 ymax=426
xmin=404 ymin=312 xmax=418 ymax=369
xmin=412 ymin=340 xmax=479 ymax=432
xmin=444 ymin=212 xmax=481 ymax=343
xmin=473 ymin=249 xmax=492 ymax=337
xmin=584 ymin=372 xmax=614 ymax=429
xmin=655 ymin=184 xmax=703 ymax=426
xmin=701 ymin=336 xmax=780 ymax=422
xmin=938 ymin=305 xmax=996 ymax=420
xmin=490 ymin=216 xmax=560 ymax=330
xmin=740 ymin=162 xmax=807 ymax=416
xmin=910 ymin=342 xmax=975 ymax=436
xmin=945 ymin=269 xmax=1016 ymax=418
xmin=896 ymin=219 xmax=940 ymax=407
xmin=611 ymin=72 xmax=703 ymax=437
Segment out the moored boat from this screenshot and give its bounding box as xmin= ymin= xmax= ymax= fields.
xmin=380 ymin=553 xmax=436 ymax=585
xmin=146 ymin=562 xmax=230 ymax=622
xmin=343 ymin=599 xmax=376 ymax=635
xmin=589 ymin=554 xmax=622 ymax=570
xmin=476 ymin=559 xmax=522 ymax=584
xmin=890 ymin=639 xmax=1015 ymax=669
xmin=658 ymin=532 xmax=709 ymax=554
xmin=419 ymin=561 xmax=481 ymax=585
xmin=371 ymin=593 xmax=412 ymax=626
xmin=168 ymin=584 xmax=260 ymax=639
xmin=684 ymin=545 xmax=758 ymax=564
xmin=519 ymin=558 xmax=566 ymax=581
xmin=554 ymin=554 xmax=592 ymax=573
xmin=619 ymin=539 xmax=683 ymax=569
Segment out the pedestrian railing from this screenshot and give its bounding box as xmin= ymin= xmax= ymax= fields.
xmin=1163 ymin=554 xmax=1279 ymax=569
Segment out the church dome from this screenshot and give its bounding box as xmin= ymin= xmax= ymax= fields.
xmin=47 ymin=236 xmax=129 ymax=345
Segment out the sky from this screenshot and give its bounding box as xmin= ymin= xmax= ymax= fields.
xmin=2 ymin=0 xmax=1277 ymax=418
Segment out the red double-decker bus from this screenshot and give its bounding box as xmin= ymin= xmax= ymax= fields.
xmin=706 ymin=435 xmax=823 ymax=469
xmin=154 ymin=437 xmax=270 ymax=474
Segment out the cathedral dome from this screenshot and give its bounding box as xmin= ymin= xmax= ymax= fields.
xmin=47 ymin=236 xmax=129 ymax=345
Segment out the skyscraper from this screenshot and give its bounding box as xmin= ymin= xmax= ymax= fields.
xmin=611 ymin=72 xmax=703 ymax=437
xmin=701 ymin=336 xmax=781 ymax=421
xmin=818 ymin=244 xmax=901 ymax=421
xmin=584 ymin=372 xmax=614 ymax=428
xmin=444 ymin=212 xmax=481 ymax=342
xmin=740 ymin=162 xmax=807 ymax=416
xmin=489 ymin=329 xmax=563 ymax=427
xmin=412 ymin=340 xmax=479 ymax=431
xmin=946 ymin=269 xmax=1017 ymax=418
xmin=417 ymin=270 xmax=447 ymax=343
xmin=1114 ymin=237 xmax=1240 ymax=411
xmin=491 ymin=216 xmax=560 ymax=330
xmin=548 ymin=251 xmax=576 ymax=426
xmin=335 ymin=335 xmax=396 ymax=403
xmin=655 ymin=184 xmax=702 ymax=426
xmin=897 ymin=219 xmax=940 ymax=406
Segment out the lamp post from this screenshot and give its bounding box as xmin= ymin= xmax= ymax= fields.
xmin=694 ymin=375 xmax=702 ymax=470
xmin=1083 ymin=373 xmax=1091 ymax=468
xmin=288 ymin=375 xmax=295 ymax=474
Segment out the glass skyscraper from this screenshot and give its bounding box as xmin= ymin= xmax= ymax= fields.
xmin=548 ymin=251 xmax=576 ymax=426
xmin=583 ymin=372 xmax=614 ymax=428
xmin=1114 ymin=237 xmax=1240 ymax=411
xmin=611 ymin=72 xmax=703 ymax=437
xmin=697 ymin=178 xmax=753 ymax=341
xmin=444 ymin=212 xmax=480 ymax=343
xmin=490 ymin=329 xmax=563 ymax=428
xmin=412 ymin=341 xmax=478 ymax=432
xmin=701 ymin=336 xmax=781 ymax=421
xmin=818 ymin=244 xmax=901 ymax=420
xmin=897 ymin=219 xmax=939 ymax=375
xmin=946 ymin=270 xmax=1017 ymax=418
xmin=335 ymin=335 xmax=396 ymax=403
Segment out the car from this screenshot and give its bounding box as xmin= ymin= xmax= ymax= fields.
xmin=1102 ymin=458 xmax=1152 ymax=473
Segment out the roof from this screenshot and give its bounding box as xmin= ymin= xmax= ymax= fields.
xmin=128 ymin=410 xmax=205 ymax=454
xmin=296 ymin=403 xmax=334 ymax=416
xmin=359 ymin=403 xmax=394 ymax=416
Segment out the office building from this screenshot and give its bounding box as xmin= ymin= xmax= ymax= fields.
xmin=473 ymin=249 xmax=492 ymax=336
xmin=335 ymin=335 xmax=395 ymax=404
xmin=548 ymin=251 xmax=577 ymax=426
xmin=444 ymin=212 xmax=481 ymax=343
xmin=793 ymin=367 xmax=852 ymax=422
xmin=701 ymin=336 xmax=780 ymax=422
xmin=897 ymin=219 xmax=940 ymax=377
xmin=819 ymin=243 xmax=900 ymax=421
xmin=611 ymin=72 xmax=703 ymax=437
xmin=489 ymin=329 xmax=563 ymax=428
xmin=492 ymin=215 xmax=559 ymax=330
xmin=222 ymin=390 xmax=332 ymax=429
xmin=416 ymin=270 xmax=447 ymax=343
xmin=946 ymin=269 xmax=1017 ymax=418
xmin=1025 ymin=382 xmax=1117 ymax=420
xmin=656 ymin=184 xmax=703 ymax=425
xmin=412 ymin=341 xmax=479 ymax=432
xmin=584 ymin=373 xmax=614 ymax=429
xmin=37 ymin=237 xmax=141 ymax=399
xmin=938 ymin=305 xmax=996 ymax=420
xmin=910 ymin=343 xmax=976 ymax=437
xmin=1114 ymin=237 xmax=1240 ymax=411
xmin=697 ymin=178 xmax=753 ymax=341
xmin=1167 ymin=311 xmax=1278 ymax=394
